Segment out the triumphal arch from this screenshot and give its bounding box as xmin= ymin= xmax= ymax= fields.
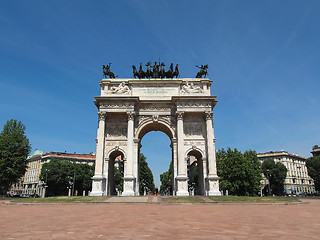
xmin=90 ymin=76 xmax=221 ymax=196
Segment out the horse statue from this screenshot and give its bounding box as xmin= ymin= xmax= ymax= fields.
xmin=138 ymin=63 xmax=146 ymax=78
xmin=172 ymin=64 xmax=179 ymax=78
xmin=165 ymin=63 xmax=174 ymax=78
xmin=145 ymin=62 xmax=152 ymax=79
xmin=132 ymin=65 xmax=141 ymax=79
xmin=195 ymin=64 xmax=208 ymax=78
xmin=159 ymin=62 xmax=166 ymax=78
xmin=102 ymin=63 xmax=116 ymax=79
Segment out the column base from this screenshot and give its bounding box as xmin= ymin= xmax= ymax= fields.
xmin=208 ymin=190 xmax=222 ymax=196
xmin=90 ymin=174 xmax=106 ymax=197
xmin=207 ymin=176 xmax=221 ymax=196
xmin=122 ymin=175 xmax=135 ymax=197
xmin=176 ymin=175 xmax=189 ymax=196
xmin=89 ymin=191 xmax=104 ymax=197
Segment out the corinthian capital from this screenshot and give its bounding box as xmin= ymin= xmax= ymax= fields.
xmin=98 ymin=111 xmax=107 ymax=121
xmin=127 ymin=111 xmax=135 ymax=121
xmin=176 ymin=111 xmax=184 ymax=120
xmin=204 ymin=111 xmax=213 ymax=120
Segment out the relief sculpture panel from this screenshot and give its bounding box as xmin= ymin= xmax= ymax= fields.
xmin=184 ymin=124 xmax=204 ymax=137
xmin=107 ymin=124 xmax=127 ymax=137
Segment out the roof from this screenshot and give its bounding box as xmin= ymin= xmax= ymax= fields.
xmin=28 ymin=151 xmax=96 ymax=161
xmin=257 ymin=151 xmax=305 ymax=160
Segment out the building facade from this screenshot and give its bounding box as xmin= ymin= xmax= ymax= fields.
xmin=258 ymin=151 xmax=316 ymax=195
xmin=9 ymin=150 xmax=95 ymax=197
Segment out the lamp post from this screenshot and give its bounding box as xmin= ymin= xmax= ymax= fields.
xmin=266 ymin=169 xmax=271 ymax=196
xmin=71 ymin=170 xmax=76 ymax=196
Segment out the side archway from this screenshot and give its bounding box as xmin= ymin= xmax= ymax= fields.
xmin=186 ymin=148 xmax=205 ymax=195
xmin=106 ymin=148 xmax=126 ymax=196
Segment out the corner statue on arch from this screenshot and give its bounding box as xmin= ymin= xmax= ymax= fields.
xmin=90 ymin=65 xmax=221 ymax=197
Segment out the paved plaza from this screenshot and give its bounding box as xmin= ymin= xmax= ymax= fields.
xmin=0 ymin=198 xmax=319 ymax=239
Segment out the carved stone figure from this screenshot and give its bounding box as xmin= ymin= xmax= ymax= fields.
xmin=109 ymin=82 xmax=130 ymax=94
xmin=181 ymin=82 xmax=203 ymax=93
xmin=195 ymin=65 xmax=208 ymax=78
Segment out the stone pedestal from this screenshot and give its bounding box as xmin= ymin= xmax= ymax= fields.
xmin=176 ymin=176 xmax=189 ymax=196
xmin=122 ymin=176 xmax=135 ymax=196
xmin=208 ymin=176 xmax=221 ymax=196
xmin=90 ymin=175 xmax=105 ymax=196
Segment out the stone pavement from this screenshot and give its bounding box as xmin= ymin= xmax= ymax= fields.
xmin=0 ymin=198 xmax=319 ymax=239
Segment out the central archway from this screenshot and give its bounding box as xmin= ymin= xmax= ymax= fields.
xmin=135 ymin=120 xmax=176 ymax=195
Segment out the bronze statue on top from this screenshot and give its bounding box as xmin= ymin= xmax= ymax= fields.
xmin=132 ymin=61 xmax=179 ymax=79
xmin=195 ymin=64 xmax=208 ymax=78
xmin=103 ymin=63 xmax=116 ymax=79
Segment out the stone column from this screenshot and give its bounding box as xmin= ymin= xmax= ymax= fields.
xmin=90 ymin=111 xmax=107 ymax=196
xmin=205 ymin=111 xmax=221 ymax=196
xmin=104 ymin=157 xmax=109 ymax=195
xmin=172 ymin=138 xmax=177 ymax=196
xmin=176 ymin=111 xmax=188 ymax=196
xmin=133 ymin=138 xmax=140 ymax=196
xmin=122 ymin=111 xmax=135 ymax=196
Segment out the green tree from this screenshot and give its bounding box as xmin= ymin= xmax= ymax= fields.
xmin=216 ymin=148 xmax=262 ymax=196
xmin=40 ymin=159 xmax=94 ymax=196
xmin=160 ymin=160 xmax=173 ymax=194
xmin=73 ymin=163 xmax=95 ymax=194
xmin=261 ymin=158 xmax=287 ymax=196
xmin=306 ymin=155 xmax=320 ymax=192
xmin=114 ymin=166 xmax=123 ymax=193
xmin=0 ymin=119 xmax=31 ymax=194
xmin=139 ymin=153 xmax=155 ymax=195
xmin=40 ymin=159 xmax=73 ymax=196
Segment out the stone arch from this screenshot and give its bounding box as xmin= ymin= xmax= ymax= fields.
xmin=106 ymin=149 xmax=125 ymax=196
xmin=186 ymin=148 xmax=205 ymax=195
xmin=134 ymin=119 xmax=175 ymax=195
xmin=106 ymin=146 xmax=127 ymax=161
xmin=135 ymin=118 xmax=175 ymax=141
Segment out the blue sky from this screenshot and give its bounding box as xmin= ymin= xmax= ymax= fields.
xmin=1 ymin=1 xmax=319 ymax=188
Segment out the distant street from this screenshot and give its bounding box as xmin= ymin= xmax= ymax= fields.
xmin=0 ymin=198 xmax=319 ymax=239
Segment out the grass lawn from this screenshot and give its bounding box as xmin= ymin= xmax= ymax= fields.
xmin=5 ymin=196 xmax=105 ymax=203
xmin=208 ymin=196 xmax=300 ymax=202
xmin=164 ymin=196 xmax=300 ymax=203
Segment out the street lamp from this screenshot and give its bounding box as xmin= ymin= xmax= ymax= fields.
xmin=43 ymin=169 xmax=49 ymax=198
xmin=71 ymin=170 xmax=76 ymax=196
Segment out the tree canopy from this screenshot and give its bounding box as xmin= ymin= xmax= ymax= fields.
xmin=0 ymin=119 xmax=31 ymax=194
xmin=306 ymin=155 xmax=320 ymax=192
xmin=139 ymin=153 xmax=155 ymax=195
xmin=40 ymin=159 xmax=94 ymax=196
xmin=261 ymin=158 xmax=287 ymax=196
xmin=160 ymin=160 xmax=173 ymax=194
xmin=216 ymin=148 xmax=262 ymax=196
